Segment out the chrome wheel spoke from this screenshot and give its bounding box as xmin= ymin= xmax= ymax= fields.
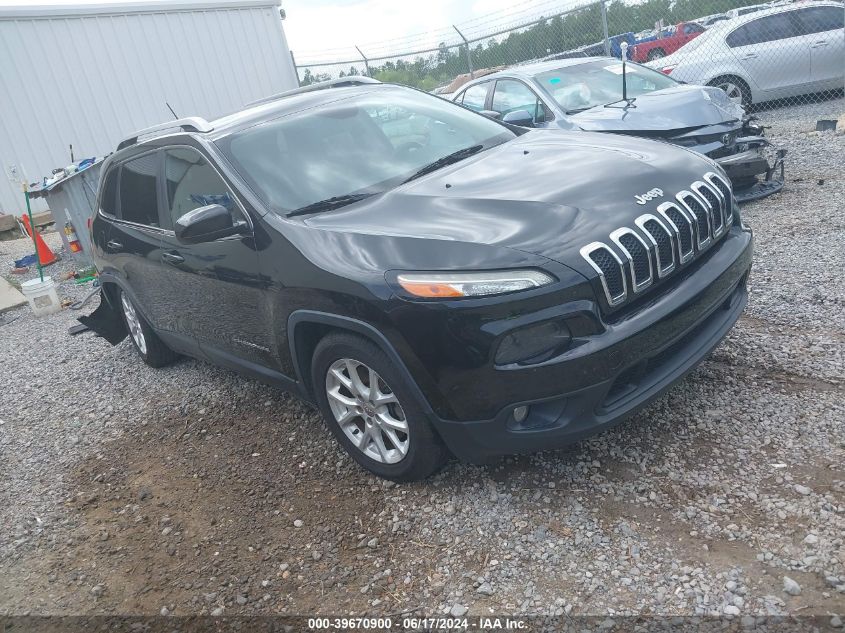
xmin=372 ymin=431 xmax=390 ymax=462
xmin=329 ymin=366 xmax=353 ymax=391
xmin=376 ymin=411 xmax=407 ymax=433
xmin=382 ymin=428 xmax=408 ymax=457
xmin=327 ymin=386 xmax=357 ymax=408
xmin=345 ymin=360 xmax=368 ymax=397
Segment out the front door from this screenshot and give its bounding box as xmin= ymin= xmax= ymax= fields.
xmin=157 ymin=147 xmax=275 ymax=369
xmin=728 ymin=11 xmax=810 ymax=96
xmin=795 ymin=5 xmax=845 ymax=86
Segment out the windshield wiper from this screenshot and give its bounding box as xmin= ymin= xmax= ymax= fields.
xmin=603 ymin=97 xmax=637 ymax=109
xmin=565 ymin=106 xmax=594 ymax=115
xmin=287 ymin=192 xmax=374 ymax=217
xmin=402 ymin=144 xmax=484 ymax=183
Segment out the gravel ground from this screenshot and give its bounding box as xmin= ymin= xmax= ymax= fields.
xmin=0 ymin=98 xmax=843 ymax=626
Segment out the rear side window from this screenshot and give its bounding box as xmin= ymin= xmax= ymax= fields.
xmin=99 ymin=167 xmax=118 ymax=216
xmin=727 ymin=12 xmax=800 ymax=47
xmin=796 ymin=6 xmax=845 ymax=34
xmin=461 ymin=83 xmax=489 ymax=111
xmin=164 ymin=148 xmax=237 ymax=227
xmin=118 ymin=153 xmax=160 ymax=227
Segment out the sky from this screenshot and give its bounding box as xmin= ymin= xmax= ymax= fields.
xmin=0 ymin=0 xmax=588 ymax=63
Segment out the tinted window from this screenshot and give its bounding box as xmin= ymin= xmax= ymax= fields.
xmin=796 ymin=6 xmax=844 ymax=35
xmin=684 ymin=23 xmax=704 ymax=34
xmin=100 ymin=167 xmax=118 ymax=216
xmin=727 ymin=13 xmax=799 ymax=47
xmin=164 ymin=148 xmax=237 ymax=227
xmin=118 ymin=153 xmax=160 ymax=227
xmin=461 ymin=83 xmax=489 ymax=111
xmin=218 ymin=88 xmax=513 ymax=214
xmin=492 ymin=80 xmax=547 ymax=122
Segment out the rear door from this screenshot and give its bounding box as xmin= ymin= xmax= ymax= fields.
xmin=158 ymin=146 xmax=274 ymax=369
xmin=109 ymin=151 xmax=168 ymax=328
xmin=794 ymin=5 xmax=845 ymax=86
xmin=726 ymin=11 xmax=810 ymax=96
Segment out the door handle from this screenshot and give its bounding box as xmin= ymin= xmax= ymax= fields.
xmin=106 ymin=240 xmax=123 ymax=252
xmin=161 ymin=252 xmax=185 ymax=265
xmin=811 ymin=40 xmax=828 ymax=48
xmin=740 ymin=53 xmax=758 ymax=60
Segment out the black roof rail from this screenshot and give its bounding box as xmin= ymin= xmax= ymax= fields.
xmin=245 ymin=76 xmax=381 ymax=108
xmin=117 ymin=117 xmax=213 ymax=151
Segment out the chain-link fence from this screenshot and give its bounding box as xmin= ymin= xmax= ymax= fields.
xmin=293 ymin=0 xmax=844 ymax=110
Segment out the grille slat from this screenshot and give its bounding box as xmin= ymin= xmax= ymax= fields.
xmin=694 ymin=182 xmax=724 ymax=236
xmin=678 ymin=191 xmax=712 ymax=249
xmin=659 ymin=203 xmax=695 ymax=264
xmin=638 ymin=216 xmax=675 ymax=277
xmin=706 ymin=172 xmax=733 ymax=226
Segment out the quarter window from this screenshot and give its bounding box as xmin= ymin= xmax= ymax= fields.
xmin=460 ymin=83 xmax=489 ymax=111
xmin=164 ymin=148 xmax=237 ymax=227
xmin=100 ymin=167 xmax=118 ymax=216
xmin=118 ymin=153 xmax=160 ymax=227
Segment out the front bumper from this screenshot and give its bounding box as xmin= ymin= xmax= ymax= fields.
xmin=716 ymin=142 xmax=786 ymax=203
xmin=430 ymin=229 xmax=753 ymax=463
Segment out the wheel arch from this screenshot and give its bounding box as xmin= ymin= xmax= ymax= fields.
xmin=287 ymin=310 xmax=436 ymax=415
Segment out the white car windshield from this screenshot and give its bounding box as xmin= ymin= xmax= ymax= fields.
xmin=217 ymin=87 xmax=514 ymax=215
xmin=535 ymin=61 xmax=679 ymax=113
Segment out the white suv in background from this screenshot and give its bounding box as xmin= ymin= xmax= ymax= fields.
xmin=648 ymin=2 xmax=844 ymax=106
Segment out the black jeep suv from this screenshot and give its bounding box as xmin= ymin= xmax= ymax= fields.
xmin=89 ymin=82 xmax=753 ymax=480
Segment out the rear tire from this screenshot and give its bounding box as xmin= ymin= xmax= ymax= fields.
xmin=708 ymin=75 xmax=752 ymax=108
xmin=311 ymin=333 xmax=449 ymax=481
xmin=119 ymin=289 xmax=179 ymax=368
xmin=647 ymin=48 xmax=666 ymax=61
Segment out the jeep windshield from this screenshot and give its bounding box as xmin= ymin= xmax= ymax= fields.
xmin=536 ymin=61 xmax=679 ymax=113
xmin=217 ymin=88 xmax=514 ymax=216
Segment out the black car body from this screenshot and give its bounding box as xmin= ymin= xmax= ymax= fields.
xmin=87 ymin=83 xmax=753 ymax=480
xmin=452 ymin=58 xmax=785 ymax=202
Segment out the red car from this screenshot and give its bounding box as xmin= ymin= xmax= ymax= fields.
xmin=631 ymin=22 xmax=706 ymax=62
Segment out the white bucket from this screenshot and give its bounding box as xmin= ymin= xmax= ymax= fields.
xmin=20 ymin=276 xmax=61 ymax=316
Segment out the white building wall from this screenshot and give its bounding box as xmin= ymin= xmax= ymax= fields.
xmin=0 ymin=0 xmax=298 ymax=215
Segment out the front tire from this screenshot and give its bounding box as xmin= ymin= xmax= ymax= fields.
xmin=311 ymin=333 xmax=448 ymax=481
xmin=119 ymin=289 xmax=178 ymax=368
xmin=708 ymin=75 xmax=752 ymax=107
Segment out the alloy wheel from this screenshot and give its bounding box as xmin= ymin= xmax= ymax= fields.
xmin=325 ymin=358 xmax=410 ymax=464
xmin=121 ymin=293 xmax=147 ymax=355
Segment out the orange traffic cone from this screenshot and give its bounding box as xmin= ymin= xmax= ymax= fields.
xmin=21 ymin=214 xmax=58 ymax=266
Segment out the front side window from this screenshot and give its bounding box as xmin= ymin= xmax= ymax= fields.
xmin=217 ymin=87 xmax=514 ymax=215
xmin=164 ymin=148 xmax=237 ymax=227
xmin=491 ymin=80 xmax=547 ymax=122
xmin=536 ymin=61 xmax=678 ymax=113
xmin=795 ymin=6 xmax=845 ymax=35
xmin=460 ymin=83 xmax=490 ymax=111
xmin=118 ymin=153 xmax=160 ymax=227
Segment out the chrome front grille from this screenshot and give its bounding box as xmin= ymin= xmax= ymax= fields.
xmin=581 ymin=172 xmax=733 ymax=307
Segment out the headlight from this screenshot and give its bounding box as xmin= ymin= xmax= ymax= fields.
xmin=396 ymin=270 xmax=555 ymax=298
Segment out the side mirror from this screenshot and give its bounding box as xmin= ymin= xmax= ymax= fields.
xmin=174 ymin=204 xmax=246 ymax=243
xmin=479 ymin=109 xmax=502 ymax=120
xmin=501 ymin=110 xmax=535 ymax=128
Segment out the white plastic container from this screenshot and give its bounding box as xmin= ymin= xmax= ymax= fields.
xmin=20 ymin=276 xmax=61 ymax=316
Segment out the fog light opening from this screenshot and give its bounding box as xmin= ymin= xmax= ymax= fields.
xmin=512 ymin=405 xmax=530 ymax=423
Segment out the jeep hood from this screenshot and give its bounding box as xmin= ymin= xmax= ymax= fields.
xmin=568 ymin=84 xmax=744 ymax=134
xmin=302 ymin=130 xmax=717 ymax=276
